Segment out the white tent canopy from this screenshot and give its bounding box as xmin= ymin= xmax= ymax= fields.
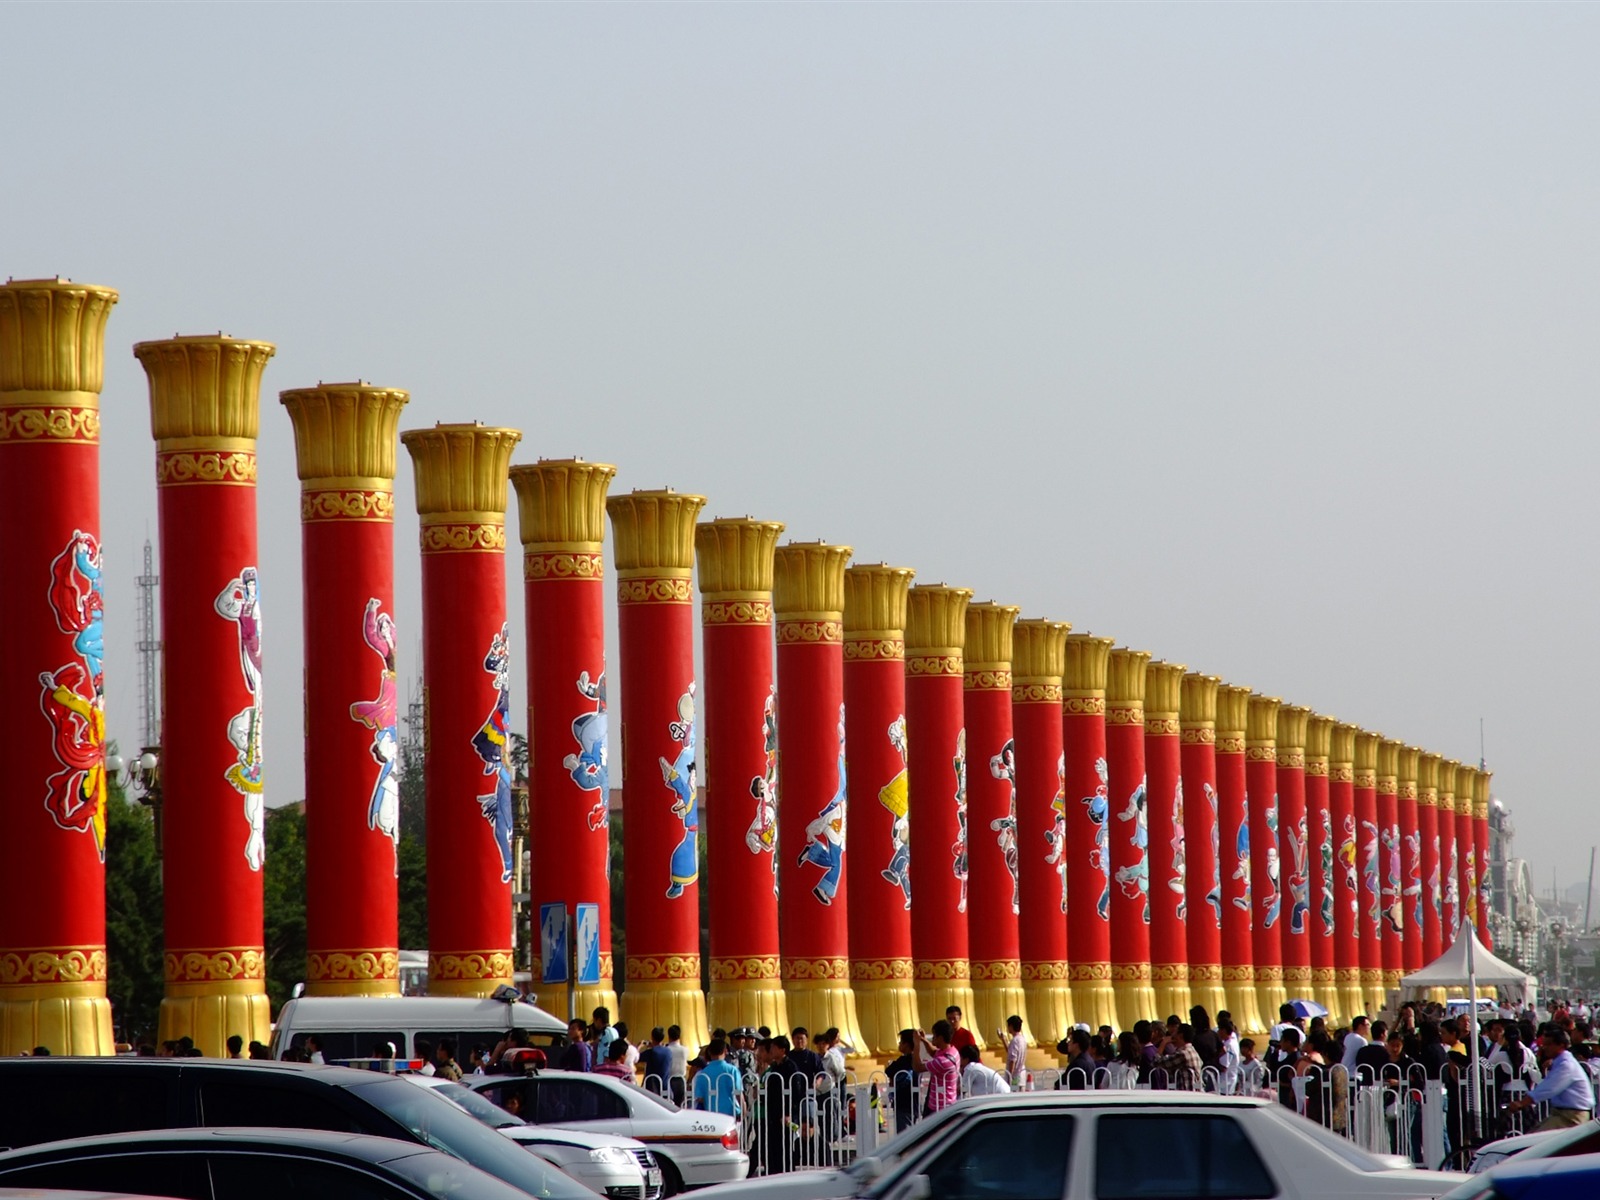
xmin=1399 ymin=920 xmax=1533 ymax=991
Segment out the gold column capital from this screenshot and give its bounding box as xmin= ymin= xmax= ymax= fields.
xmin=1144 ymin=661 xmax=1186 ymax=720
xmin=510 ymin=458 xmax=618 ymax=548
xmin=1376 ymin=738 xmax=1401 ymax=793
xmin=401 ymin=423 xmax=522 ymax=517
xmin=1012 ymin=619 xmax=1070 ymax=684
xmin=1275 ymin=703 xmax=1310 ymax=756
xmin=1246 ymin=695 xmax=1282 ymax=748
xmin=964 ymin=602 xmax=1019 ymax=671
xmin=0 ymin=278 xmax=119 ymax=394
xmin=1455 ymin=765 xmax=1477 ymax=811
xmin=1397 ymin=745 xmax=1420 ymax=799
xmin=606 ymin=489 xmax=707 ymax=574
xmin=773 ymin=541 xmax=853 ymax=617
xmin=1354 ymin=731 xmax=1379 ymax=773
xmin=1063 ymin=634 xmax=1113 ymax=695
xmin=1216 ymin=684 xmax=1251 ymax=739
xmin=1438 ymin=760 xmax=1459 ymax=814
xmin=1179 ymin=673 xmax=1220 ymax=729
xmin=280 ymin=383 xmax=409 ymax=483
xmin=1331 ymin=722 xmax=1357 ymax=767
xmin=905 ymin=584 xmax=972 ymax=654
xmin=135 ymin=336 xmax=275 ymax=444
xmin=843 ymin=564 xmax=915 ymax=635
xmin=695 ymin=518 xmax=784 ymax=597
xmin=1106 ymin=648 xmax=1151 ymax=704
xmin=1305 ymin=714 xmax=1333 ymax=776
xmin=1474 ymin=770 xmax=1491 ymax=819
xmin=1418 ymin=752 xmax=1441 ymax=805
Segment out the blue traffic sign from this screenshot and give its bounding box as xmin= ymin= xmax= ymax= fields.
xmin=540 ymin=903 xmax=569 ymax=985
xmin=576 ymin=903 xmax=601 ymax=986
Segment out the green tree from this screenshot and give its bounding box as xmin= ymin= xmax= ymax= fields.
xmin=262 ymin=804 xmax=307 ymax=1012
xmin=105 ymin=778 xmax=164 ymax=1046
xmin=398 ymin=753 xmax=427 ymax=949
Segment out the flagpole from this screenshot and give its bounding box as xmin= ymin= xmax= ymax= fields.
xmin=1467 ymin=918 xmax=1482 ymax=1144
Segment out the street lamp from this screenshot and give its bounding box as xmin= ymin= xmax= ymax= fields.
xmin=106 ymin=746 xmax=163 ymax=857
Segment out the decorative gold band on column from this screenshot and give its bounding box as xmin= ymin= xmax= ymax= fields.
xmin=914 ymin=959 xmax=973 ymax=983
xmin=907 ymin=653 xmax=963 ymax=676
xmin=420 ymin=520 xmax=507 ymax=554
xmin=852 ymin=958 xmax=915 ymax=982
xmin=1070 ymin=962 xmax=1113 ymax=983
xmin=1107 ymin=704 xmax=1144 ymax=726
xmin=711 ymin=956 xmax=782 ymax=982
xmin=1022 ymin=962 xmax=1072 ymax=981
xmin=971 ymin=960 xmax=1023 ymax=982
xmin=525 ymin=549 xmax=604 ymax=581
xmin=1217 ymin=734 xmax=1245 ymax=753
xmin=703 ymin=599 xmax=774 ymax=626
xmin=430 ymin=951 xmax=516 ymax=983
xmin=155 ymin=446 xmax=258 ymax=486
xmin=0 ymin=946 xmax=109 ymax=986
xmin=0 ymin=403 xmax=100 ymax=443
xmin=617 ymin=572 xmax=694 ymax=605
xmin=1064 ymin=695 xmax=1106 ymax=715
xmin=625 ymin=954 xmax=702 ymax=983
xmin=1255 ymin=966 xmax=1284 ymax=985
xmin=1181 ymin=727 xmax=1216 ymax=744
xmin=1221 ymin=965 xmax=1256 ymax=984
xmin=1111 ymin=963 xmax=1153 ymax=983
xmin=307 ymin=950 xmax=401 ymax=984
xmin=163 ymin=948 xmax=266 ymax=983
xmin=1188 ymin=964 xmax=1222 ymax=983
xmin=963 ymin=668 xmax=1012 ymax=691
xmin=845 ymin=635 xmax=905 ymax=661
xmin=301 ymin=485 xmax=395 ymax=523
xmin=783 ymin=957 xmax=851 ymax=981
xmin=776 ymin=619 xmax=844 ymax=644
xmin=1276 ymin=749 xmax=1306 ymax=768
xmin=1146 ymin=716 xmax=1180 ymax=735
xmin=1014 ymin=682 xmax=1063 ymax=703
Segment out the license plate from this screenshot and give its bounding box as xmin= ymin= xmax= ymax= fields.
xmin=646 ymin=1169 xmax=663 ymax=1188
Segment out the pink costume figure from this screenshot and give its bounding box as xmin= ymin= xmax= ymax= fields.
xmin=350 ymin=598 xmax=400 ymax=865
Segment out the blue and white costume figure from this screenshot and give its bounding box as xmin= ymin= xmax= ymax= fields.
xmin=1115 ymin=777 xmax=1150 ymax=924
xmin=989 ymin=739 xmax=1020 ymax=914
xmin=1204 ymin=783 xmax=1223 ymax=924
xmin=1287 ymin=814 xmax=1310 ymax=935
xmin=472 ymin=624 xmax=515 ymax=883
xmin=1361 ymin=818 xmax=1382 ymax=934
xmin=1083 ymin=756 xmax=1112 ymax=920
xmin=660 ymin=685 xmax=698 ymax=899
xmin=880 ymin=715 xmax=911 ymax=907
xmin=565 ymin=669 xmax=608 ymax=817
xmin=215 ymin=567 xmax=266 ymax=872
xmin=349 ymin=599 xmax=400 ymax=871
xmin=1233 ymin=798 xmax=1252 ymax=913
xmin=1319 ymin=811 xmax=1337 ymax=936
xmin=65 ymin=534 xmax=105 ymax=682
xmin=1404 ymin=829 xmax=1423 ymax=932
xmin=1260 ymin=793 xmax=1280 ymax=928
xmin=800 ymin=704 xmax=848 ymax=906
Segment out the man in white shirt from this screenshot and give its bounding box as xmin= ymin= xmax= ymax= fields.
xmin=1341 ymin=1016 xmax=1370 ymax=1072
xmin=958 ymin=1044 xmax=1011 ymax=1096
xmin=1003 ymin=1015 xmax=1028 ymax=1090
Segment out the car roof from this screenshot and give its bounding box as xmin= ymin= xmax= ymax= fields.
xmin=1484 ymin=1154 xmax=1600 ymax=1182
xmin=278 ymin=997 xmax=565 ymax=1031
xmin=0 ymin=1128 xmax=433 ymax=1167
xmin=501 ymin=1127 xmax=647 ymax=1151
xmin=941 ymin=1091 xmax=1271 ymax=1111
xmin=0 ymin=1059 xmax=381 ymax=1086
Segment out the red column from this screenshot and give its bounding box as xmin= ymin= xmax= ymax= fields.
xmin=695 ymin=518 xmax=786 ymax=1036
xmin=843 ymin=565 xmax=917 ymax=1056
xmin=1275 ymin=705 xmax=1311 ymax=1005
xmin=0 ymin=279 xmax=117 ymax=1055
xmin=1458 ymin=766 xmax=1480 ymax=940
xmin=1305 ymin=716 xmax=1339 ymax=1021
xmin=1179 ymin=675 xmax=1226 ymax=1023
xmin=1353 ymin=732 xmax=1384 ymax=1016
xmin=137 ymin=335 xmax=275 ymax=1050
xmin=1376 ymin=739 xmax=1403 ymax=997
xmin=964 ymin=602 xmax=1027 ymax=1047
xmin=281 ymin=384 xmax=409 ymax=995
xmin=1145 ymin=662 xmax=1190 ymax=1021
xmin=1439 ymin=762 xmax=1460 ymax=948
xmin=774 ymin=542 xmax=866 ymax=1050
xmin=1246 ymin=696 xmax=1285 ymax=1023
xmin=1330 ymin=725 xmax=1364 ymax=1022
xmin=1418 ymin=754 xmax=1443 ymax=968
xmin=906 ymin=585 xmax=973 ymax=1028
xmin=1106 ymin=649 xmax=1155 ymax=1030
xmin=1063 ymin=635 xmax=1117 ymax=1032
xmin=403 ymin=425 xmax=521 ymax=996
xmin=607 ymin=489 xmax=709 ymax=1047
xmin=1014 ymin=620 xmax=1071 ymax=1046
xmin=511 ymin=460 xmax=619 ymax=1018
xmin=1398 ymin=746 xmax=1423 ymax=977
xmin=1216 ymin=686 xmax=1263 ymax=1033
xmin=1475 ymin=772 xmax=1493 ymax=948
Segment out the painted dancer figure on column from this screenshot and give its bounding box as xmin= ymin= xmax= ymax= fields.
xmin=746 ymin=687 xmax=778 ymax=892
xmin=38 ymin=530 xmax=109 ymax=861
xmin=662 ymin=685 xmax=698 ymax=900
xmin=988 ymin=738 xmax=1020 ymax=914
xmin=1205 ymin=784 xmax=1222 ymax=923
xmin=564 ymin=668 xmax=612 ymax=883
xmin=1169 ymin=780 xmax=1187 ymax=921
xmin=1319 ymin=809 xmax=1336 ymax=938
xmin=215 ymin=567 xmax=266 ymax=871
xmin=1429 ymin=835 xmax=1442 ymax=928
xmin=1382 ymin=826 xmax=1404 ymax=934
xmin=880 ymin=715 xmax=910 ymax=906
xmin=351 ymin=598 xmax=400 ymax=868
xmin=1287 ymin=813 xmax=1310 ymax=934
xmin=1047 ymin=754 xmax=1068 ymax=914
xmin=1116 ymin=777 xmax=1150 ymax=924
xmin=473 ymin=623 xmax=515 ymax=884
xmin=1361 ymin=818 xmax=1382 ymax=934
xmin=953 ymin=728 xmax=970 ymax=914
xmin=1405 ymin=828 xmax=1424 ymax=935
xmin=1083 ymin=757 xmax=1112 ymax=920
xmin=799 ymin=703 xmax=847 ymax=905
xmin=1232 ymin=799 xmax=1251 ymax=913
xmin=1261 ymin=796 xmax=1280 ymax=928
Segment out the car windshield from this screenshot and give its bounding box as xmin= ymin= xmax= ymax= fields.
xmin=1258 ymin=1103 xmax=1392 ymax=1172
xmin=847 ymin=1105 xmax=969 ymax=1178
xmin=383 ymin=1147 xmax=568 ymax=1200
xmin=633 ymin=1086 xmax=677 ymax=1114
xmin=432 ymin=1080 xmax=527 ymax=1129
xmin=348 ymin=1076 xmax=592 ymax=1199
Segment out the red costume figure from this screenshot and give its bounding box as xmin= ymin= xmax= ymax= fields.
xmin=137 ymin=334 xmax=276 ymax=1049
xmin=403 ymin=425 xmax=522 ymax=996
xmin=1353 ymin=732 xmax=1384 ymax=1016
xmin=1438 ymin=761 xmax=1460 ymax=950
xmin=1331 ymin=726 xmax=1364 ymax=1024
xmin=1179 ymin=674 xmax=1227 ymax=1024
xmin=1063 ymin=634 xmax=1117 ymax=1032
xmin=964 ymin=602 xmax=1027 ymax=1048
xmin=1397 ymin=746 xmax=1424 ymax=978
xmin=1475 ymin=771 xmax=1493 ymax=949
xmin=0 ymin=279 xmax=118 ymax=1055
xmin=1216 ymin=686 xmax=1263 ymax=1034
xmin=1457 ymin=766 xmax=1480 ymax=941
xmin=607 ymin=489 xmax=709 ymax=1048
xmin=695 ymin=518 xmax=787 ymax=1037
xmin=774 ymin=542 xmax=866 ymax=1049
xmin=1304 ymin=716 xmax=1340 ymax=1020
xmin=1106 ymin=649 xmax=1155 ymax=1031
xmin=1376 ymin=739 xmax=1404 ymax=997
xmin=1013 ymin=619 xmax=1072 ymax=1046
xmin=281 ymin=383 xmax=409 ymax=996
xmin=1246 ymin=696 xmax=1286 ymax=1021
xmin=511 ymin=460 xmax=619 ymax=1019
xmin=1275 ymin=706 xmax=1311 ymax=1007
xmin=905 ymin=584 xmax=974 ymax=1027
xmin=1417 ymin=754 xmax=1443 ymax=970
xmin=843 ymin=564 xmax=918 ymax=1056
xmin=1145 ymin=661 xmax=1190 ymax=1020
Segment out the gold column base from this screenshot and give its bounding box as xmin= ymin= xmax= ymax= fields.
xmin=158 ymin=981 xmax=271 ymax=1054
xmin=783 ymin=966 xmax=867 ymax=1056
xmin=1336 ymin=967 xmax=1367 ymax=1023
xmin=1069 ymin=966 xmax=1119 ymax=1034
xmin=0 ymin=984 xmax=115 ymax=1056
xmin=1254 ymin=965 xmax=1288 ymax=1026
xmin=1282 ymin=965 xmax=1312 ymax=1004
xmin=972 ymin=963 xmax=1029 ymax=1051
xmin=620 ymin=978 xmax=708 ymax=1052
xmin=1152 ymin=965 xmax=1192 ymax=1024
xmin=1220 ymin=966 xmax=1265 ymax=1036
xmin=1186 ymin=964 xmax=1229 ymax=1028
xmin=1309 ymin=966 xmax=1341 ymax=1025
xmin=1359 ymin=967 xmax=1385 ymax=1019
xmin=708 ymin=971 xmax=788 ymax=1040
xmin=851 ymin=963 xmax=919 ymax=1058
xmin=1111 ymin=964 xmax=1157 ymax=1033
xmin=913 ymin=963 xmax=974 ymax=1033
xmin=1022 ymin=965 xmax=1074 ymax=1048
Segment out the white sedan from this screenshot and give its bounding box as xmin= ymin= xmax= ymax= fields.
xmin=468 ymin=1069 xmax=748 ymax=1194
xmin=701 ymin=1091 xmax=1465 ymax=1200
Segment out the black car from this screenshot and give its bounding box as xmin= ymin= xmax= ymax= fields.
xmin=0 ymin=1127 xmax=571 ymax=1200
xmin=0 ymin=1058 xmax=589 ymax=1199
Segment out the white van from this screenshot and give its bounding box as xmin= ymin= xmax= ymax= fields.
xmin=269 ymin=995 xmax=567 ymax=1065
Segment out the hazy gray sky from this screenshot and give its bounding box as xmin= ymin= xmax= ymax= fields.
xmin=7 ymin=4 xmax=1596 ymax=894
